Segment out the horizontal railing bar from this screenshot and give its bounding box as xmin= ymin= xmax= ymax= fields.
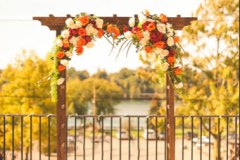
xmin=0 ymin=114 xmax=56 ymax=117
xmin=0 ymin=114 xmax=238 ymax=118
xmin=175 ymin=115 xmax=239 ymax=118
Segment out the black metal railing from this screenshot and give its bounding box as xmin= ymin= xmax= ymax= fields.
xmin=0 ymin=114 xmax=239 ymax=160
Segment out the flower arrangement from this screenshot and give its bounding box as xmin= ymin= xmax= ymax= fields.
xmin=50 ymin=14 xmax=105 ymax=100
xmin=50 ymin=12 xmax=183 ymax=101
xmin=122 ymin=11 xmax=183 ymax=89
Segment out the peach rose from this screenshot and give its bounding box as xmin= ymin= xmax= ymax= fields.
xmin=159 ymin=14 xmax=168 ymax=23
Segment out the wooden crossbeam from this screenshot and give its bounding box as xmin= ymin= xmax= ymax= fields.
xmin=33 ymin=15 xmax=197 ymax=31
xmin=33 ymin=14 xmax=197 ymax=160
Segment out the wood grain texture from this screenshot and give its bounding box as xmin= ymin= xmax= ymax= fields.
xmin=33 ymin=15 xmax=197 ymax=31
xmin=166 ymin=74 xmax=175 ymax=160
xmin=56 ymin=67 xmax=67 ymax=160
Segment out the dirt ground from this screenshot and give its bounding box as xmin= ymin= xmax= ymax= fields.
xmin=4 ymin=137 xmax=237 ymax=160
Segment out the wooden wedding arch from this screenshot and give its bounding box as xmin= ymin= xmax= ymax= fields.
xmin=33 ymin=14 xmax=197 ymax=160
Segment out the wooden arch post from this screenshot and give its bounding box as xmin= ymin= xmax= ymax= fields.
xmin=33 ymin=14 xmax=196 ymax=160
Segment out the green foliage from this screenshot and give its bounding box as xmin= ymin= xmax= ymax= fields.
xmin=82 ymin=78 xmax=123 ymax=115
xmin=179 ymin=0 xmax=239 ymax=158
xmin=0 ymin=50 xmax=56 ymax=155
xmin=0 ymin=51 xmax=55 ymax=114
xmin=180 ymin=0 xmax=239 ymax=116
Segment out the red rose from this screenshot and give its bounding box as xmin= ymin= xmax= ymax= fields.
xmin=123 ymin=25 xmax=129 ymax=33
xmin=69 ymin=29 xmax=78 ymax=36
xmin=150 ymin=30 xmax=163 ymax=43
xmin=131 ymin=27 xmax=140 ymax=33
xmin=169 ymin=49 xmax=176 ymax=56
xmin=142 ymin=21 xmax=151 ymax=30
xmin=90 ymin=20 xmax=96 ymax=25
xmin=84 ymin=36 xmax=92 ymax=43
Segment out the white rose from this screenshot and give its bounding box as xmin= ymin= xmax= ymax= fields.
xmin=166 ymin=22 xmax=172 ymax=29
xmin=167 ymin=29 xmax=174 ymax=37
xmin=167 ymin=37 xmax=174 ymax=46
xmin=155 ymin=49 xmax=168 ymax=58
xmin=143 ymin=31 xmax=150 ymax=41
xmin=68 ymin=23 xmax=78 ymax=29
xmin=154 ymin=48 xmax=163 ymax=55
xmin=60 ymin=59 xmax=69 ymax=66
xmin=138 ymin=14 xmax=147 ymax=24
xmin=157 ymin=23 xmax=166 ymax=34
xmin=129 ymin=18 xmax=135 ymax=27
xmin=57 ymin=78 xmax=65 ymax=85
xmin=174 ymin=63 xmax=182 ymax=68
xmin=162 ymin=49 xmax=169 ymax=57
xmin=140 ymin=38 xmax=148 ymax=46
xmin=69 ymin=37 xmax=78 ymax=46
xmin=65 ymin=18 xmax=74 ymax=27
xmin=96 ymin=19 xmax=104 ymax=28
xmin=65 ymin=51 xmax=73 ymax=57
xmin=76 ymin=21 xmax=82 ymax=28
xmin=61 ymin=30 xmax=70 ymax=39
xmin=85 ymin=24 xmax=94 ymax=35
xmin=92 ymin=28 xmax=98 ymax=35
xmin=86 ymin=42 xmax=94 ymax=48
xmin=124 ymin=31 xmax=133 ymax=40
xmin=162 ymin=62 xmax=169 ymax=71
xmin=56 ymin=39 xmax=63 ymax=47
xmin=147 ymin=19 xmax=154 ymax=22
xmin=175 ymin=82 xmax=183 ymax=89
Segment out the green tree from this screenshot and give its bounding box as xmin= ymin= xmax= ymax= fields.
xmin=66 ymin=78 xmax=88 ymax=115
xmin=92 ymin=69 xmax=108 ymax=79
xmin=67 ymin=77 xmax=123 ymax=115
xmin=67 ymin=67 xmax=90 ymax=80
xmin=81 ymin=78 xmax=123 ymax=115
xmin=178 ymin=0 xmax=239 ymax=159
xmin=0 ymin=51 xmax=56 ymax=158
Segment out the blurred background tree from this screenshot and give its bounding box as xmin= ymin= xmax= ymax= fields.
xmin=0 ymin=50 xmax=56 ymax=158
xmin=177 ymin=0 xmax=239 ymax=159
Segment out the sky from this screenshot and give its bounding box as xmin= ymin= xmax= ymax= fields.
xmin=0 ymin=0 xmax=202 ymax=74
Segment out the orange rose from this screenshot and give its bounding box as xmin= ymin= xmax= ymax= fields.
xmin=79 ymin=16 xmax=89 ymax=26
xmin=107 ymin=24 xmax=114 ymax=33
xmin=76 ymin=46 xmax=84 ymax=55
xmin=174 ymin=68 xmax=182 ymax=75
xmin=159 ymin=14 xmax=168 ymax=23
xmin=167 ymin=56 xmax=175 ymax=65
xmin=136 ymin=31 xmax=143 ymax=40
xmin=56 ymin=51 xmax=65 ymax=59
xmin=77 ymin=38 xmax=86 ymax=47
xmin=97 ymin=29 xmax=104 ymax=38
xmin=146 ymin=22 xmax=156 ymax=31
xmin=174 ymin=36 xmax=180 ymax=43
xmin=113 ymin=27 xmax=120 ymax=39
xmin=63 ymin=39 xmax=69 ymax=48
xmin=145 ymin=46 xmax=152 ymax=53
xmin=154 ymin=41 xmax=165 ymax=49
xmin=58 ymin=64 xmax=65 ymax=71
xmin=78 ymin=28 xmax=86 ymax=37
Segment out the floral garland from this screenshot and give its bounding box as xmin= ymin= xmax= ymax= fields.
xmin=50 ymin=11 xmax=183 ymax=101
xmin=122 ymin=11 xmax=183 ymax=88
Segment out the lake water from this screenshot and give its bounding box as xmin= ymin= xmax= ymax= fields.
xmin=68 ymin=100 xmax=153 ymax=129
xmin=68 ymin=100 xmax=181 ymax=129
xmin=114 ymin=100 xmax=151 ymax=115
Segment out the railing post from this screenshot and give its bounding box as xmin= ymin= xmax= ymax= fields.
xmin=166 ymin=74 xmax=175 ymax=160
xmin=56 ymin=30 xmax=67 ymax=160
